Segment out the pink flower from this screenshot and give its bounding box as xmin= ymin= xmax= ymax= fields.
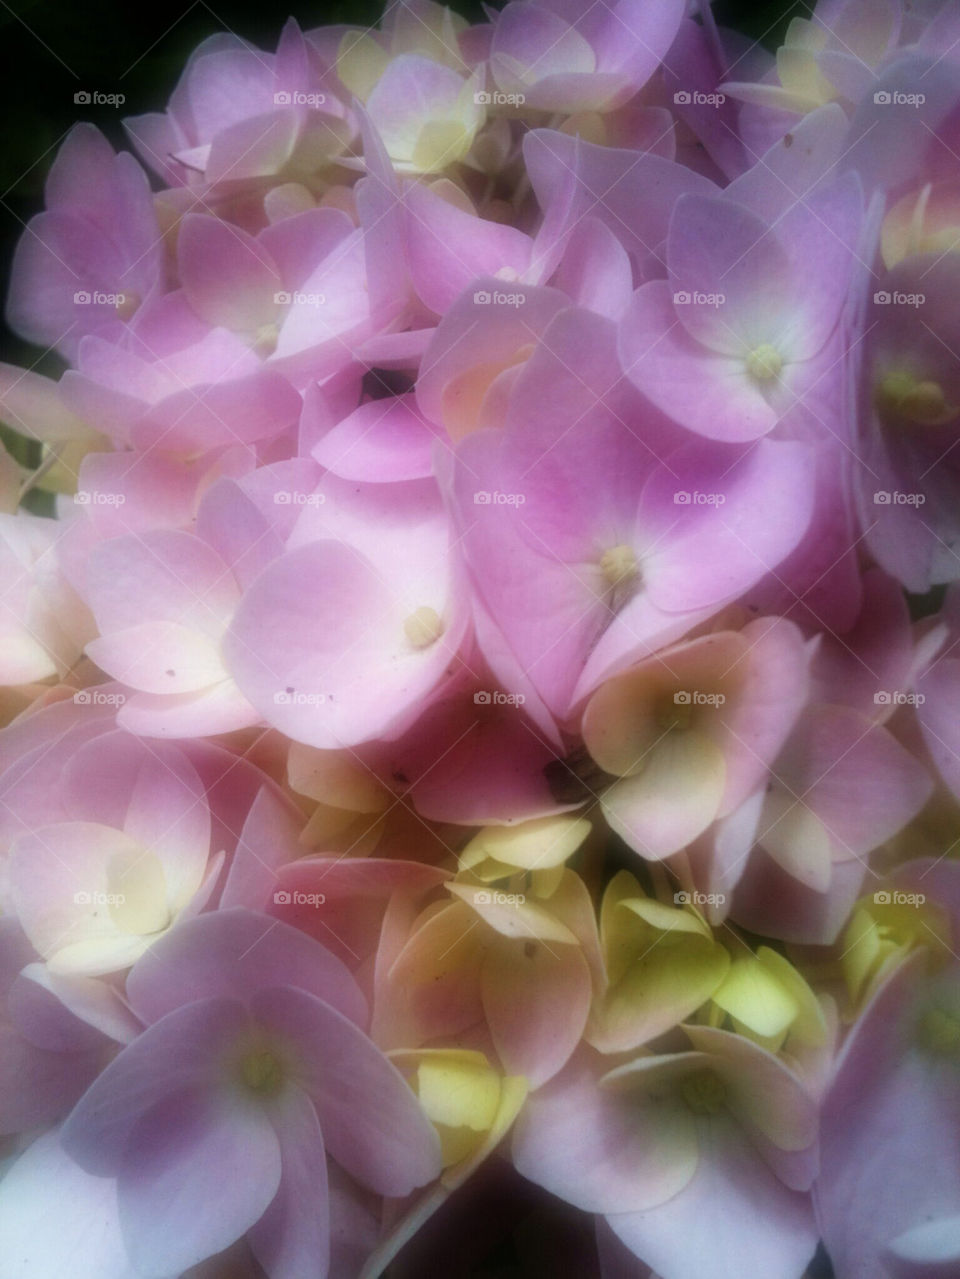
xmin=46 ymin=909 xmax=441 ymax=1277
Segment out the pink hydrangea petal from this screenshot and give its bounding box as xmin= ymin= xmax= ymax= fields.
xmin=61 ymin=996 xmax=249 ymax=1173
xmin=124 ymin=909 xmax=366 ymax=1028
xmin=251 ymin=985 xmax=442 ymax=1197
xmin=511 ymin=1049 xmax=699 ymax=1213
xmin=247 ymin=1082 xmax=331 ymax=1279
xmin=481 ymin=934 xmax=592 ymax=1086
xmin=606 ymin=1118 xmax=817 ymax=1279
xmin=116 ymin=1086 xmax=282 ymax=1277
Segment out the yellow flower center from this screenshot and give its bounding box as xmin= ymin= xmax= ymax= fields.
xmin=600 ymin=544 xmax=639 ymax=588
xmin=403 ymin=605 xmax=445 ymax=649
xmin=746 ymin=344 xmax=783 ymax=383
xmin=239 ymin=1049 xmax=285 ymax=1095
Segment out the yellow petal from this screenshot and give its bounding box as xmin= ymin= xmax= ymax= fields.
xmin=459 ymin=815 xmax=592 ymax=874
xmin=446 ymin=881 xmax=579 ymax=944
xmin=337 ymin=32 xmax=390 ymax=101
xmin=417 ymin=1051 xmax=502 ymax=1132
xmin=287 ymin=742 xmax=390 ymax=813
xmin=711 ymin=955 xmax=799 ymax=1040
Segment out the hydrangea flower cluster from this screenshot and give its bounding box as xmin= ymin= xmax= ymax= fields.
xmin=1 ymin=0 xmax=960 ymax=1275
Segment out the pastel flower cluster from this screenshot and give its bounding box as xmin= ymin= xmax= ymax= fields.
xmin=1 ymin=0 xmax=960 ymax=1275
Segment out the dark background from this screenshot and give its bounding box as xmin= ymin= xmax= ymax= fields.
xmin=0 ymin=0 xmax=792 ymax=371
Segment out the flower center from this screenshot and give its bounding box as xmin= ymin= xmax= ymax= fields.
xmin=679 ymin=1069 xmax=727 ymax=1115
xmin=600 ymin=544 xmax=639 ymax=589
xmin=918 ymin=1008 xmax=960 ymax=1059
xmin=655 ymin=691 xmax=694 ymax=732
xmin=404 ymin=605 xmax=445 ymax=649
xmin=253 ymin=321 xmax=281 ymax=357
xmin=875 ymin=369 xmax=956 ymax=426
xmin=239 ymin=1049 xmax=285 ymax=1095
xmin=746 ymin=344 xmax=783 ymax=383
